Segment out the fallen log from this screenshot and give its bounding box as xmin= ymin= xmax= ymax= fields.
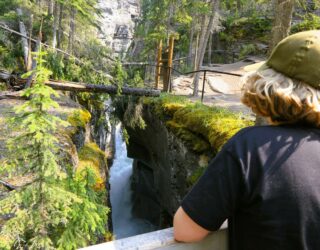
xmin=0 ymin=72 xmax=161 ymax=97
xmin=46 ymin=81 xmax=161 ymax=97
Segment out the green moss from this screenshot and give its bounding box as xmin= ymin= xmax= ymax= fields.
xmin=171 ymin=104 xmax=252 ymax=153
xmin=145 ymin=94 xmax=253 ymax=154
xmin=291 ymin=14 xmax=320 ymax=33
xmin=0 ymin=235 xmax=10 ymax=250
xmin=187 ymin=167 xmax=206 ymax=186
xmin=67 ymin=109 xmax=91 ymax=128
xmin=0 ymin=83 xmax=7 ymax=91
xmin=166 ymin=121 xmax=210 ymax=153
xmin=143 ymin=94 xmax=188 ymax=119
xmin=78 ymin=142 xmax=107 ymax=191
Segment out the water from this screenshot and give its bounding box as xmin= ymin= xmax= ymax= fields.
xmin=109 ymin=125 xmax=156 ymax=239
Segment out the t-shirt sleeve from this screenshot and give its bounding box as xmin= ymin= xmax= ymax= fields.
xmin=181 ymin=147 xmax=243 ymax=231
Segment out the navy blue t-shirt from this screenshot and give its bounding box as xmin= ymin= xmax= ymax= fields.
xmin=182 ymin=125 xmax=320 ymax=250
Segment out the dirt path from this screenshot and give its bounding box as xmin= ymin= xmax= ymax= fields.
xmin=171 ymin=58 xmax=264 ymax=119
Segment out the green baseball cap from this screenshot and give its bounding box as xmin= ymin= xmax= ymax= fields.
xmin=245 ymin=30 xmax=320 ymax=89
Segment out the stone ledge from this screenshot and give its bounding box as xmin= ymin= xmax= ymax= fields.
xmin=80 ymin=224 xmax=228 ymax=250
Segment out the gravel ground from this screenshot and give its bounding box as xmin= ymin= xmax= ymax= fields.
xmin=170 ymin=59 xmax=265 ymax=120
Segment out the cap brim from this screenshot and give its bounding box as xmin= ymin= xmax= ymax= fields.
xmin=243 ymin=61 xmax=266 ymax=72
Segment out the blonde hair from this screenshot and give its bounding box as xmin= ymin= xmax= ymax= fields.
xmin=241 ymin=68 xmax=320 ymax=127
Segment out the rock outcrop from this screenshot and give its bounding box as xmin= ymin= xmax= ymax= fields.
xmin=124 ymin=105 xmax=211 ymax=228
xmin=98 ymin=0 xmax=140 ymax=57
xmin=117 ymin=95 xmax=253 ymax=229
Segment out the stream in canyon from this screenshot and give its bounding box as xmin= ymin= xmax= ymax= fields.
xmin=109 ymin=125 xmax=157 ymax=239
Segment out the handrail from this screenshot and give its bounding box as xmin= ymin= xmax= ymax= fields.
xmin=122 ymin=62 xmax=243 ymax=102
xmin=79 ymin=225 xmax=228 ymax=250
xmin=122 ymin=62 xmax=243 ymax=77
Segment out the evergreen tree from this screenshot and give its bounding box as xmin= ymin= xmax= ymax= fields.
xmin=0 ymin=45 xmax=109 ymax=249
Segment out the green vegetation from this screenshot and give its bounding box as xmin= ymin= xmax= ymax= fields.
xmin=118 ymin=94 xmax=253 ymax=155
xmin=115 ymin=94 xmax=253 ymax=185
xmin=78 ymin=143 xmax=108 ymax=192
xmin=291 ymin=13 xmax=320 ymax=33
xmin=0 ymin=49 xmax=109 ymax=249
xmin=145 ymin=94 xmax=253 ymax=154
xmin=134 ymin=0 xmax=320 ymax=67
xmin=0 ymin=0 xmax=112 ymax=83
xmin=68 ymin=109 xmax=92 ymax=129
xmin=1 ymin=0 xmax=320 ymax=246
xmin=187 ymin=166 xmax=206 ymax=186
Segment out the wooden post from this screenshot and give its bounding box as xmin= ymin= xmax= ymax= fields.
xmin=155 ymin=40 xmax=162 ymax=89
xmin=167 ymin=35 xmax=174 ymax=93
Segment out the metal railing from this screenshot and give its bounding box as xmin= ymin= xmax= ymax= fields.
xmin=123 ymin=61 xmax=243 ymax=102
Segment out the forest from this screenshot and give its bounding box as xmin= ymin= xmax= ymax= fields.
xmin=0 ymin=0 xmax=320 ymax=249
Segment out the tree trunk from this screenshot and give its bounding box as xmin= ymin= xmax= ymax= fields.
xmin=237 ymin=0 xmax=242 ymax=12
xmin=52 ymin=1 xmax=59 ymax=48
xmin=268 ymin=0 xmax=294 ymax=54
xmin=25 ymin=21 xmax=42 ymax=89
xmin=57 ymin=2 xmax=64 ymax=49
xmin=48 ymin=0 xmax=54 ymax=15
xmin=208 ymin=33 xmax=212 ymax=65
xmin=193 ymin=0 xmax=220 ymax=96
xmin=27 ymin=14 xmax=33 ymax=71
xmin=25 ymin=40 xmax=40 ymax=89
xmin=0 ymin=73 xmax=160 ymax=96
xmin=45 ymin=81 xmax=161 ymax=96
xmin=16 ymin=8 xmax=29 ymax=70
xmin=193 ymin=32 xmax=200 ymax=71
xmin=36 ymin=0 xmax=42 ymax=11
xmin=68 ymin=7 xmax=76 ymax=54
xmin=192 ymin=14 xmax=207 ymax=96
xmin=255 ymin=0 xmax=295 ymax=125
xmin=187 ymin=19 xmax=195 ymax=68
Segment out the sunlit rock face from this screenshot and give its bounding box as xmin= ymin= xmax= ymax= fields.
xmin=98 ymin=0 xmax=140 ymax=57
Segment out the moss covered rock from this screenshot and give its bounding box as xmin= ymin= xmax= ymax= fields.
xmin=144 ymin=94 xmax=253 ymax=154
xmin=78 ymin=142 xmax=108 ymax=191
xmin=67 ymin=109 xmax=92 ymax=129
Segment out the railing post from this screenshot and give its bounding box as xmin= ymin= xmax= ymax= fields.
xmin=167 ymin=35 xmax=174 ymax=93
xmin=168 ymin=66 xmax=173 ymax=93
xmin=144 ymin=64 xmax=147 ymax=84
xmin=201 ymin=70 xmax=207 ymax=103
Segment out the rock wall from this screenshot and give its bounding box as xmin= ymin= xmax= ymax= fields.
xmin=98 ymin=0 xmax=140 ymax=57
xmin=124 ymin=105 xmax=211 ymax=228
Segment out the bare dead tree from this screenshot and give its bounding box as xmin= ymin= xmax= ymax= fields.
xmin=192 ymin=0 xmax=221 ymax=96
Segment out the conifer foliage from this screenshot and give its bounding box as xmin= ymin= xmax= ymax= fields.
xmin=0 ymin=46 xmax=109 ymax=249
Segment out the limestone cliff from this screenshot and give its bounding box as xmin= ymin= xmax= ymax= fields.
xmin=98 ymin=0 xmax=140 ymax=57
